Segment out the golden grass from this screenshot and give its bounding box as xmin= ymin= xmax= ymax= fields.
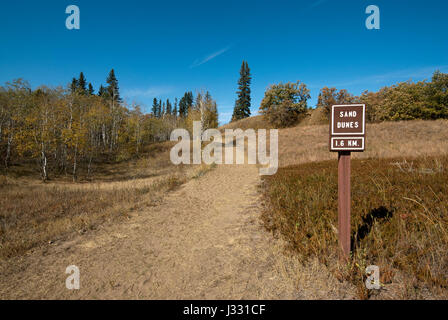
xmin=0 ymin=141 xmax=209 ymax=259
xmin=261 ymin=156 xmax=448 ymax=299
xmin=219 ymin=114 xmax=448 ymax=167
xmin=258 ymin=116 xmax=448 ymax=299
xmin=279 ymin=119 xmax=448 ymax=166
xmin=219 ymin=115 xmax=273 ymax=131
xmin=219 ymin=108 xmax=328 ymax=131
xmin=0 ymin=175 xmax=180 ymax=259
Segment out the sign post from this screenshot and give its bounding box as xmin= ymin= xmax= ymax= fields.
xmin=330 ymin=104 xmax=366 ymax=259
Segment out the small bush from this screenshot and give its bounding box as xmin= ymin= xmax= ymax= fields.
xmin=259 ymin=81 xmax=310 ymax=128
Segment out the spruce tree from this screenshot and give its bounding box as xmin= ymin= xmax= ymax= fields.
xmin=231 ymin=61 xmax=251 ymax=121
xmin=98 ymin=85 xmax=107 ymax=97
xmin=179 ymin=92 xmax=189 ymax=118
xmin=158 ymin=99 xmax=162 ymax=118
xmin=152 ymin=98 xmax=158 ymax=116
xmin=178 ymin=97 xmax=184 ymax=117
xmin=88 ymin=83 xmax=95 ymax=95
xmin=173 ymin=98 xmax=178 ymax=118
xmin=186 ymin=91 xmax=194 ymax=109
xmin=78 ymin=72 xmax=87 ymax=94
xmin=70 ymin=78 xmax=78 ymax=93
xmin=166 ymin=99 xmax=172 ymax=115
xmin=106 ymin=69 xmax=121 ymax=102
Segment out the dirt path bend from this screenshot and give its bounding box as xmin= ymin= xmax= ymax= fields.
xmin=0 ymin=150 xmax=355 ymax=299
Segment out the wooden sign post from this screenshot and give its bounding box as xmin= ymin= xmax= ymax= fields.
xmin=330 ymin=104 xmax=366 ymax=259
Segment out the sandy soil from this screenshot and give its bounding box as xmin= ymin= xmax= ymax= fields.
xmin=0 ymin=143 xmax=356 ymax=299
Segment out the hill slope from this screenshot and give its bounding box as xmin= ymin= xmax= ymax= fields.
xmin=1 ymin=116 xmax=447 ymax=299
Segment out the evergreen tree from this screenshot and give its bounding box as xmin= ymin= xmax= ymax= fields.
xmin=70 ymin=78 xmax=78 ymax=93
xmin=186 ymin=91 xmax=194 ymax=109
xmin=166 ymin=99 xmax=172 ymax=115
xmin=78 ymin=72 xmax=87 ymax=95
xmin=231 ymin=61 xmax=251 ymax=121
xmin=152 ymin=98 xmax=158 ymax=117
xmin=88 ymin=83 xmax=95 ymax=95
xmin=98 ymin=85 xmax=107 ymax=97
xmin=158 ymin=99 xmax=162 ymax=118
xmin=178 ymin=91 xmax=194 ymax=117
xmin=106 ymin=69 xmax=121 ymax=102
xmin=179 ymin=93 xmax=188 ymax=117
xmin=173 ymin=98 xmax=178 ymax=118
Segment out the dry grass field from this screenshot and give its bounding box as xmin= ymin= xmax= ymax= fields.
xmin=219 ymin=107 xmax=328 ymax=132
xmin=259 ymin=115 xmax=448 ymax=299
xmin=262 ymin=156 xmax=448 ymax=299
xmin=0 ymin=141 xmax=211 ymax=260
xmin=221 ymin=112 xmax=448 ymax=166
xmin=279 ymin=119 xmax=448 ymax=166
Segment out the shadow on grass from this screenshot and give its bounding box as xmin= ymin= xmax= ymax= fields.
xmin=351 ymin=206 xmax=394 ymax=250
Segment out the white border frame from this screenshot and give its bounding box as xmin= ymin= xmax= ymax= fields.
xmin=331 ymin=137 xmax=365 ymax=151
xmin=331 ymin=104 xmax=365 ymax=136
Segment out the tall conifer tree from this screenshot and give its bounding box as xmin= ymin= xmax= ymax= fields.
xmin=231 ymin=61 xmax=251 ymax=121
xmin=88 ymin=83 xmax=94 ymax=95
xmin=106 ymin=69 xmax=121 ymax=102
xmin=152 ymin=98 xmax=159 ymax=116
xmin=158 ymin=99 xmax=162 ymax=118
xmin=70 ymin=78 xmax=78 ymax=93
xmin=166 ymin=99 xmax=172 ymax=115
xmin=173 ymin=98 xmax=178 ymax=118
xmin=78 ymin=72 xmax=87 ymax=95
xmin=98 ymin=85 xmax=107 ymax=97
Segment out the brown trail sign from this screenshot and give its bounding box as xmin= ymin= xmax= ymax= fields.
xmin=329 ymin=104 xmax=366 ymax=259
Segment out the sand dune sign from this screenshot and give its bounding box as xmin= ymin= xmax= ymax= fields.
xmin=330 ymin=104 xmax=366 ymax=152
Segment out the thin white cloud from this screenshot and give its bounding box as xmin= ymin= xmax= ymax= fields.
xmin=219 ymin=111 xmax=233 ymax=117
xmin=363 ymin=65 xmax=448 ymax=83
xmin=123 ymin=86 xmax=174 ymax=98
xmin=218 ymin=111 xmax=233 ymax=125
xmin=218 ymin=109 xmax=259 ymax=125
xmin=309 ymin=0 xmax=328 ymax=9
xmin=190 ymin=46 xmax=232 ymax=69
xmin=311 ymin=65 xmax=448 ymax=89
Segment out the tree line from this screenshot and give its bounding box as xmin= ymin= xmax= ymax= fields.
xmin=2 ymin=62 xmax=446 ymax=180
xmin=0 ymin=70 xmax=219 ymax=181
xmin=258 ymin=70 xmax=448 ymax=127
xmin=228 ymin=61 xmax=448 ymax=127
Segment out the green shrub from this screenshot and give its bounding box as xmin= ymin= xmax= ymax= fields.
xmin=259 ymin=81 xmax=310 ymax=127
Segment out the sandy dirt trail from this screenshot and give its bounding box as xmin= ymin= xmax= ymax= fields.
xmin=0 ymin=142 xmax=355 ymax=299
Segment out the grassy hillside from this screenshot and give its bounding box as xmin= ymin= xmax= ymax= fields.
xmin=220 ymin=111 xmax=448 ymax=166
xmin=279 ymin=119 xmax=448 ymax=166
xmin=220 ymin=115 xmax=272 ymax=131
xmin=219 ymin=107 xmax=328 ymax=131
xmin=260 ymin=117 xmax=448 ymax=299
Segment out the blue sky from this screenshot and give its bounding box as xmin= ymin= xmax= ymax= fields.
xmin=1 ymin=0 xmax=447 ymax=124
